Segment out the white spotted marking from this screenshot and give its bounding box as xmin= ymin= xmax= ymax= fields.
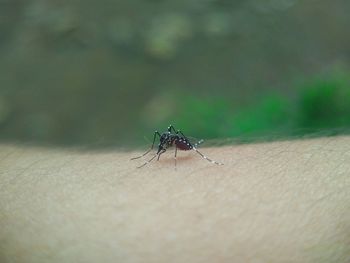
xmin=132 ymin=126 xmax=223 ymax=168
xmin=193 ymin=147 xmax=223 ymax=165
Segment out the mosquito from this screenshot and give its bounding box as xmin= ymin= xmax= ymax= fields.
xmin=131 ymin=125 xmax=224 ymax=168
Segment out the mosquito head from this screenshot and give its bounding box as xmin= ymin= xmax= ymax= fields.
xmin=156 ymin=144 xmax=164 ymax=154
xmin=157 ymin=132 xmax=169 ymax=154
xmin=131 ymin=125 xmax=223 ymax=168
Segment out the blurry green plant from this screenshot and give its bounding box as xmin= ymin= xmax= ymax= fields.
xmin=297 ymin=76 xmax=350 ymax=131
xmin=228 ymin=95 xmax=291 ymax=139
xmin=156 ymin=96 xmax=231 ymax=139
xmin=151 ymin=72 xmax=350 ymax=143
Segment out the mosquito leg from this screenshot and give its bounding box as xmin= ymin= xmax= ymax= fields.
xmin=157 ymin=149 xmax=166 ymax=161
xmin=193 ymin=147 xmax=224 ymax=165
xmin=169 ymin=126 xmax=194 ymax=147
xmin=176 ymin=130 xmax=196 ymax=147
xmin=177 ymin=130 xmax=188 ymax=139
xmin=137 ymin=154 xmax=158 ymax=168
xmin=174 ymin=145 xmax=178 ymax=170
xmin=131 ymin=131 xmax=161 ymax=160
xmin=168 ymin=125 xmax=177 ymax=133
xmin=194 ymin=139 xmax=204 ymax=147
xmin=131 ymin=149 xmax=151 ymax=160
xmin=170 ymin=125 xmax=189 ymax=142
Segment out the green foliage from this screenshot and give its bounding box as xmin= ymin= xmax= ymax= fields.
xmin=160 ymin=97 xmax=231 ymax=139
xmin=297 ymin=77 xmax=350 ymax=130
xmin=152 ymin=72 xmax=350 ymax=143
xmin=228 ymin=95 xmax=291 ymax=138
xmin=1 ymin=1 xmax=350 ymax=147
xmin=152 ymin=93 xmax=292 ymax=141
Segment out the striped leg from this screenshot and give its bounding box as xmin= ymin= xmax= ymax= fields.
xmin=157 ymin=149 xmax=166 ymax=161
xmin=193 ymin=147 xmax=224 ymax=165
xmin=194 ymin=139 xmax=204 ymax=147
xmin=174 ymin=145 xmax=178 ymax=170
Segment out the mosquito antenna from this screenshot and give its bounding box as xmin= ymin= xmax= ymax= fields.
xmin=193 ymin=147 xmax=224 ymax=165
xmin=132 ymin=126 xmax=223 ymax=168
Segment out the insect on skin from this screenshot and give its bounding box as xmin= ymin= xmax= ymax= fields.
xmin=131 ymin=125 xmax=224 ymax=168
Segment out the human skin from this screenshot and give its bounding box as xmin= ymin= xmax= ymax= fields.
xmin=0 ymin=136 xmax=350 ymax=263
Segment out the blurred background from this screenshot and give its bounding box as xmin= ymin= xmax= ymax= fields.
xmin=0 ymin=0 xmax=350 ymax=148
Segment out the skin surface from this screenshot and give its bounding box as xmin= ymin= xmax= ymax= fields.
xmin=0 ymin=136 xmax=350 ymax=263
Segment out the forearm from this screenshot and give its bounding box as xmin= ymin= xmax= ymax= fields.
xmin=0 ymin=136 xmax=349 ymax=263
